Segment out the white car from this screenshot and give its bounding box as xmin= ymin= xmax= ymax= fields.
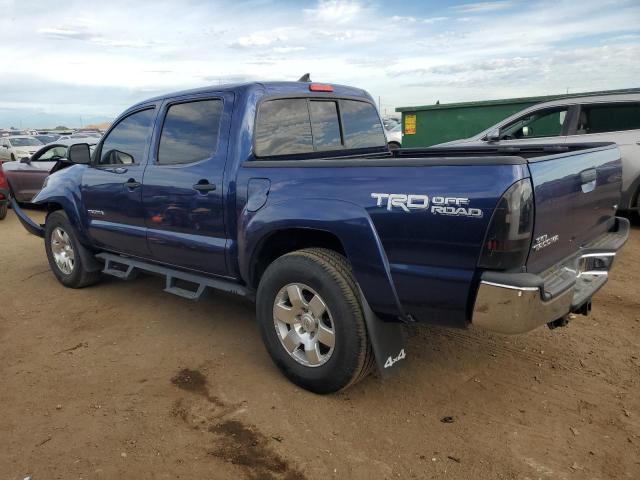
xmin=385 ymin=123 xmax=402 ymax=150
xmin=436 ymin=92 xmax=640 ymax=214
xmin=0 ymin=136 xmax=44 ymax=163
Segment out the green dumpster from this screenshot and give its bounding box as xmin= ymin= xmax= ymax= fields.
xmin=396 ymin=89 xmax=639 ymax=148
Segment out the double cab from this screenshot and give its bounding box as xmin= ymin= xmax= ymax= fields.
xmin=13 ymin=81 xmax=629 ymax=393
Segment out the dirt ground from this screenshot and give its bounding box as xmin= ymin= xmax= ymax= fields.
xmin=1 ymin=208 xmax=639 ymax=480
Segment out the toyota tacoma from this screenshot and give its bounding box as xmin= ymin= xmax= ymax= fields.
xmin=12 ymin=80 xmax=629 ymax=393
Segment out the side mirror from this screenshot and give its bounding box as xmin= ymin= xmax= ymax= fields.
xmin=67 ymin=143 xmax=91 ymax=164
xmin=20 ymin=157 xmax=31 ymax=164
xmin=485 ymin=128 xmax=500 ymax=142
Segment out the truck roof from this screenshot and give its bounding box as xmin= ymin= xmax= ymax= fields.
xmin=131 ymin=81 xmax=372 ymax=110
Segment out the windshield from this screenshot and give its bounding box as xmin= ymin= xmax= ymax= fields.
xmin=9 ymin=137 xmax=43 ymax=147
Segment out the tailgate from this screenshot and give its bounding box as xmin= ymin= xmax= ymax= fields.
xmin=526 ymin=144 xmax=622 ymax=273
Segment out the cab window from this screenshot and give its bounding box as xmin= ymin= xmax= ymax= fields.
xmin=98 ymin=108 xmax=155 ymax=165
xmin=340 ymin=100 xmax=386 ymax=148
xmin=158 ymin=99 xmax=223 ymax=165
xmin=254 ymin=98 xmax=385 ymax=157
xmin=500 ymin=107 xmax=569 ymax=140
xmin=255 ymin=99 xmax=314 ymax=156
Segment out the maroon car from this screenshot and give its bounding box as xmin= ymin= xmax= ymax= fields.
xmin=0 ymin=163 xmax=9 ymax=219
xmin=2 ymin=143 xmax=68 ymax=203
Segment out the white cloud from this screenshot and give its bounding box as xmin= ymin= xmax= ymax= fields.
xmin=0 ymin=0 xmax=638 ymax=126
xmin=230 ymin=33 xmax=288 ymax=49
xmin=453 ymin=1 xmax=514 ymax=14
xmin=304 ymin=0 xmax=363 ymax=24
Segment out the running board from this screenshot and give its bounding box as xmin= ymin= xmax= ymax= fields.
xmin=96 ymin=253 xmax=254 ymax=301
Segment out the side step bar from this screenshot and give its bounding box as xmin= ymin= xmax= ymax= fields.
xmin=96 ymin=253 xmax=254 ymax=301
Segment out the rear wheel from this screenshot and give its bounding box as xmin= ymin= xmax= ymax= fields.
xmin=0 ymin=203 xmax=7 ymax=220
xmin=256 ymin=248 xmax=374 ymax=393
xmin=44 ymin=211 xmax=101 ymax=288
xmin=10 ymin=153 xmax=15 ymax=162
xmin=388 ymin=142 xmax=401 ymax=151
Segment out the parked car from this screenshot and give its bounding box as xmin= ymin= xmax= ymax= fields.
xmin=385 ymin=123 xmax=402 ymax=150
xmin=13 ymin=81 xmax=629 ymax=393
xmin=2 ymin=140 xmax=98 ymax=203
xmin=0 ymin=162 xmax=8 ymax=219
xmin=0 ymin=136 xmax=43 ymax=163
xmin=35 ymin=134 xmax=61 ymax=144
xmin=438 ymin=93 xmax=640 ymax=215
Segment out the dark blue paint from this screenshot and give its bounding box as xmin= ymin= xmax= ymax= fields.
xmin=28 ymin=81 xmax=623 ymax=328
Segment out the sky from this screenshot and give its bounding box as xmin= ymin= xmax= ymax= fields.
xmin=0 ymin=0 xmax=638 ymax=127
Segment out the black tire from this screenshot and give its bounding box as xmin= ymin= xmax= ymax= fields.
xmin=44 ymin=210 xmax=101 ymax=288
xmin=256 ymin=248 xmax=374 ymax=393
xmin=10 ymin=153 xmax=15 ymax=162
xmin=0 ymin=203 xmax=7 ymax=220
xmin=388 ymin=142 xmax=401 ymax=151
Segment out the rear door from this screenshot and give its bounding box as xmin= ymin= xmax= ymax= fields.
xmin=565 ymin=101 xmax=640 ymax=209
xmin=82 ymin=106 xmax=157 ymax=257
xmin=141 ymin=92 xmax=233 ymax=276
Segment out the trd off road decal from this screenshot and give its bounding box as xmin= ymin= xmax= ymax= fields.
xmin=532 ymin=233 xmax=560 ymax=252
xmin=371 ymin=193 xmax=483 ymax=218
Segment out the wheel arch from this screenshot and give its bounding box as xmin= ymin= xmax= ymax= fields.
xmin=239 ymin=198 xmax=406 ymax=321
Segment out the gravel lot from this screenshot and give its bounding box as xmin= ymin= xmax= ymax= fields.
xmin=1 ymin=208 xmax=639 ymax=479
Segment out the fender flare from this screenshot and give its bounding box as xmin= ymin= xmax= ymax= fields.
xmin=238 ymin=198 xmax=406 ymax=321
xmin=32 ymin=165 xmax=93 ymax=246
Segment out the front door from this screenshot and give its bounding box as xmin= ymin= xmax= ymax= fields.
xmin=493 ymin=105 xmax=573 ymax=146
xmin=141 ymin=93 xmax=233 ymax=276
xmin=81 ymin=106 xmax=157 ymax=257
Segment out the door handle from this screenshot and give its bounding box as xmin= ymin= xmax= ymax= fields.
xmin=580 ymin=168 xmax=597 ymax=193
xmin=124 ymin=179 xmax=141 ymax=189
xmin=193 ymin=181 xmax=216 ymax=193
xmin=105 ymin=167 xmax=127 ymax=174
xmin=580 ymin=168 xmax=597 ymax=184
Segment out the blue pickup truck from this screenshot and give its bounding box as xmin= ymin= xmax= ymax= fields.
xmin=13 ymin=80 xmax=629 ymax=393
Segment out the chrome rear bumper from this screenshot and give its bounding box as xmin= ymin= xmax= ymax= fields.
xmin=472 ymin=217 xmax=629 ymax=334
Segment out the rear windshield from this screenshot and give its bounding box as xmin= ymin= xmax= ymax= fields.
xmin=255 ymin=98 xmax=385 ymax=157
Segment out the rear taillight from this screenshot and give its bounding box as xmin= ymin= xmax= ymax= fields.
xmin=0 ymin=164 xmax=7 ymax=198
xmin=478 ymin=179 xmax=534 ymax=270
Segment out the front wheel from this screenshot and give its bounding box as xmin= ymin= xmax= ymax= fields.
xmin=44 ymin=211 xmax=101 ymax=288
xmin=0 ymin=203 xmax=7 ymax=220
xmin=256 ymin=248 xmax=374 ymax=393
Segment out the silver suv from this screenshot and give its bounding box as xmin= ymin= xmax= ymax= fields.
xmin=441 ymin=93 xmax=640 ymax=214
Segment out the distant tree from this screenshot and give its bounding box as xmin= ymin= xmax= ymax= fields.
xmin=54 ymin=125 xmax=69 ymax=130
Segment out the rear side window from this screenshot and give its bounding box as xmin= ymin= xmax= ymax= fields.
xmin=340 ymin=100 xmax=386 ymax=148
xmin=578 ymin=103 xmax=640 ymax=134
xmin=255 ymin=98 xmax=385 ymax=157
xmin=158 ymin=99 xmax=223 ymax=165
xmin=99 ymin=108 xmax=155 ymax=165
xmin=255 ymin=99 xmax=313 ymax=156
